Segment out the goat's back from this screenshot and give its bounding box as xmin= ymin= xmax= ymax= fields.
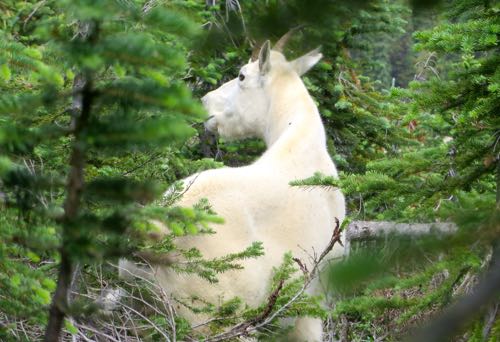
xmin=155 ymin=162 xmax=345 ymax=326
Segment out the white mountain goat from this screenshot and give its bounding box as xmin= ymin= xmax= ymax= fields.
xmin=123 ymin=39 xmax=345 ymax=341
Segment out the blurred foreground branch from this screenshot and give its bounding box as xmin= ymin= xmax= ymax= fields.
xmin=345 ymin=220 xmax=499 ymax=341
xmin=408 ymin=244 xmax=500 ymax=342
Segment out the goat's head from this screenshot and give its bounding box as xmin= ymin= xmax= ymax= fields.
xmin=202 ymin=38 xmax=322 ymax=140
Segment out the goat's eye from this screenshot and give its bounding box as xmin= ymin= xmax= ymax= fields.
xmin=239 ymin=73 xmax=245 ymax=81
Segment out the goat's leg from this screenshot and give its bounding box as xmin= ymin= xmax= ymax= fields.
xmin=288 ymin=316 xmax=323 ymax=342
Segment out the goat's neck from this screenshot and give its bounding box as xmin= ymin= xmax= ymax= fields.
xmin=262 ymin=76 xmax=326 ymax=155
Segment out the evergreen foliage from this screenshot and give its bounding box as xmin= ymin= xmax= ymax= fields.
xmin=0 ymin=1 xmax=250 ymax=340
xmin=297 ymin=1 xmax=499 ymax=339
xmin=288 ymin=0 xmax=499 ymax=339
xmin=336 ymin=0 xmax=499 ymax=223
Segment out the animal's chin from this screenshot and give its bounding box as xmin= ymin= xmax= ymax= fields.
xmin=204 ymin=115 xmax=250 ymax=141
xmin=204 ymin=116 xmax=218 ymax=133
xmin=204 ymin=115 xmax=230 ymax=139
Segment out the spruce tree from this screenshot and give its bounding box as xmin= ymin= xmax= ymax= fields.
xmin=317 ymin=1 xmax=499 ymax=339
xmin=0 ymin=1 xmax=218 ymax=340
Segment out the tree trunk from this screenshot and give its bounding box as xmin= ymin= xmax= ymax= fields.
xmin=44 ymin=74 xmax=93 ymax=342
xmin=44 ymin=21 xmax=98 ymax=341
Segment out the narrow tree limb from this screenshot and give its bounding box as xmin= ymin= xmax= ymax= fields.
xmin=346 ymin=221 xmax=458 ymax=241
xmin=23 ymin=0 xmax=47 ymax=29
xmin=202 ymin=280 xmax=284 ymax=341
xmin=249 ymin=279 xmax=285 ymax=326
xmin=482 ymin=302 xmax=498 ymax=340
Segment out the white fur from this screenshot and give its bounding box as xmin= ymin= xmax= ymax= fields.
xmin=125 ymin=42 xmax=346 ymax=341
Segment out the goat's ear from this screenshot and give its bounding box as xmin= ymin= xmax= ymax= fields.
xmin=259 ymin=40 xmax=271 ymax=75
xmin=291 ymin=47 xmax=322 ymax=76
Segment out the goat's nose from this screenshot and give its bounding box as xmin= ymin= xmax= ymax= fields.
xmin=201 ymin=95 xmax=208 ymax=106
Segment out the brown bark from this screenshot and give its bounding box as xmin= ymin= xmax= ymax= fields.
xmin=45 ymin=21 xmax=99 ymax=341
xmin=44 ymin=75 xmax=93 ymax=342
xmin=44 ymin=251 xmax=72 ymax=342
xmin=496 ymin=157 xmax=500 ymax=205
xmin=341 ymin=46 xmax=361 ymax=88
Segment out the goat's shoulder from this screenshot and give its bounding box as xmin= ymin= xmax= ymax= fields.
xmin=177 ymin=165 xmax=258 ymax=206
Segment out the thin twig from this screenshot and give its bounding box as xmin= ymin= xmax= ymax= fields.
xmin=482 ymin=302 xmax=498 ymax=340
xmin=76 ymin=291 xmax=173 ymax=342
xmin=122 ymin=152 xmax=162 ymax=176
xmin=74 ymin=322 xmax=122 ymax=342
xmin=23 ymin=0 xmax=47 ymax=29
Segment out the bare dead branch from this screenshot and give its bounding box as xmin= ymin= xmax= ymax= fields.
xmin=164 ymin=172 xmax=202 ymax=206
xmin=292 ymin=257 xmax=309 ymax=277
xmin=122 ymin=152 xmax=162 ymax=176
xmin=74 ymin=322 xmax=122 ymax=342
xmin=318 ymin=217 xmax=344 ymax=263
xmin=251 ymin=279 xmax=285 ymax=326
xmin=414 ymin=52 xmax=439 ymax=81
